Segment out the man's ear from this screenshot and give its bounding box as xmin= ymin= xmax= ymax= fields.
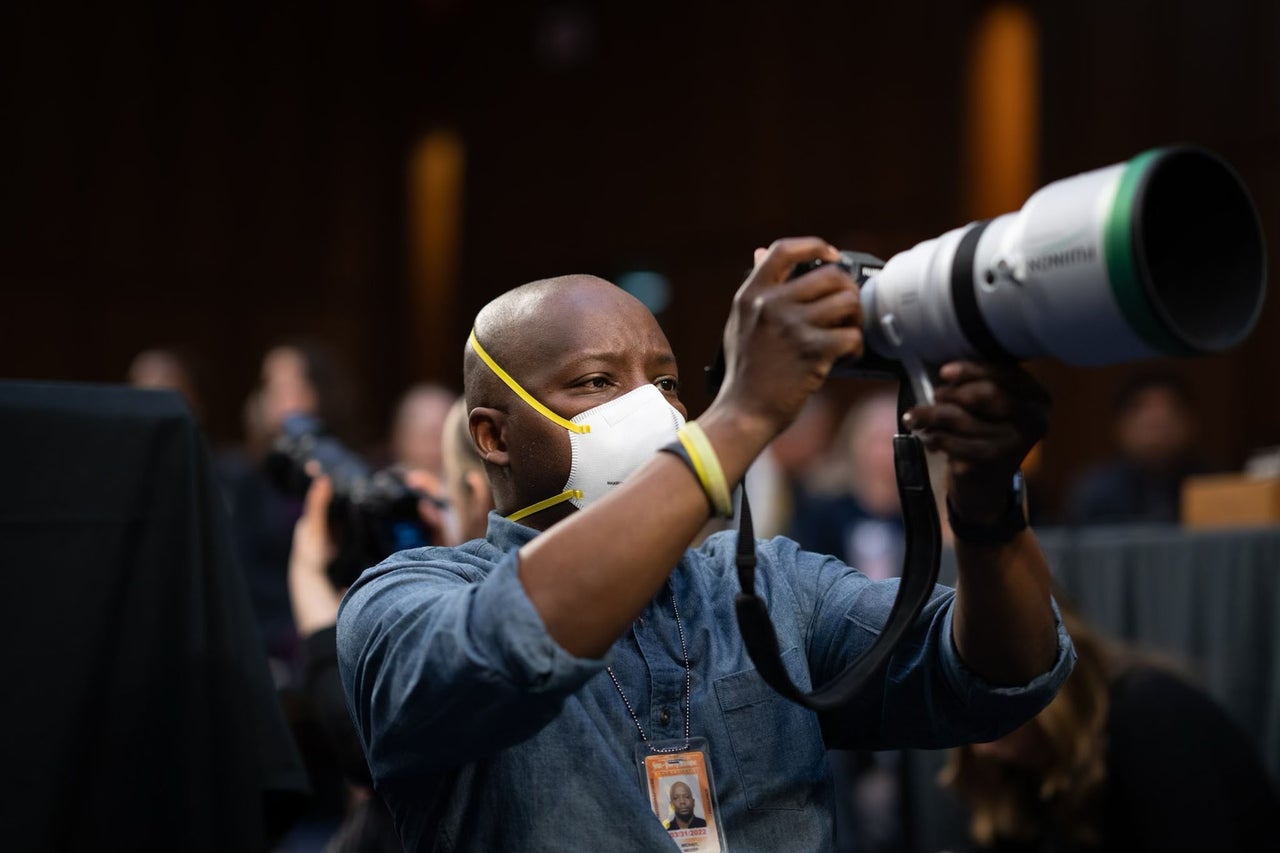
xmin=470 ymin=407 xmax=509 ymax=466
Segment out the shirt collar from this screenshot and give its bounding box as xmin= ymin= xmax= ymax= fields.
xmin=484 ymin=510 xmax=542 ymax=551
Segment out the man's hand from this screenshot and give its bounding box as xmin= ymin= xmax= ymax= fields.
xmin=904 ymin=361 xmax=1050 ymax=524
xmin=903 ymin=360 xmax=1058 ymax=686
xmin=714 ymin=238 xmax=863 ymax=443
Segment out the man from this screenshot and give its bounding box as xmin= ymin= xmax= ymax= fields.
xmin=666 ymin=782 xmax=707 ymax=830
xmin=337 ymin=238 xmax=1074 ymax=852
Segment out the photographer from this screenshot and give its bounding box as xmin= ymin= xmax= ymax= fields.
xmin=336 ymin=238 xmax=1076 ymax=852
xmin=287 ymin=465 xmax=450 ymax=853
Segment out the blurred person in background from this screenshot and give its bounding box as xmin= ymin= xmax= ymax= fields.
xmin=787 ymin=387 xmax=911 ymax=853
xmin=1065 ymin=373 xmax=1210 ymax=525
xmin=210 ymin=340 xmax=369 ymax=851
xmin=284 ymin=393 xmax=488 ymax=853
xmin=791 ymin=387 xmax=904 ymax=580
xmin=389 ymin=382 xmax=458 ymax=479
xmin=939 ymin=595 xmax=1280 ymax=853
xmin=127 ymin=346 xmax=207 ymax=424
xmin=440 ymin=396 xmax=495 ymax=545
xmin=127 ymin=343 xmax=252 ymax=519
xmin=220 ymin=339 xmax=368 ymax=684
xmin=742 ymin=390 xmax=840 ymax=539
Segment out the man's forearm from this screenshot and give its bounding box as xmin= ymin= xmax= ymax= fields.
xmin=518 ymin=405 xmax=772 ymax=659
xmin=950 ymin=530 xmax=1058 ymax=685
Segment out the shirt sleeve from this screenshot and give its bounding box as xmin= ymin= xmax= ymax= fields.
xmin=335 ymin=547 xmax=606 ymax=781
xmin=761 ymin=536 xmax=1075 ymax=750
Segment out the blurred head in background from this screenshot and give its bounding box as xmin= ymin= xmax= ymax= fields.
xmin=807 ymin=387 xmax=901 ymax=519
xmin=1112 ymin=373 xmax=1198 ymax=473
xmin=246 ymin=340 xmax=363 ymax=459
xmin=127 ymin=346 xmax=205 ymax=423
xmin=441 ymin=397 xmax=492 ymax=543
xmin=391 ymin=383 xmax=459 ymax=478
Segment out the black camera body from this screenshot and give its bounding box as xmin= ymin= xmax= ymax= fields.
xmin=265 ymin=413 xmax=437 ymax=589
xmin=789 ymin=249 xmax=884 ymax=286
xmin=705 ymin=250 xmax=897 ymax=396
xmin=788 ymin=250 xmax=905 ymax=380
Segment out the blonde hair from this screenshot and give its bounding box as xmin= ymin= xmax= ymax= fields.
xmin=441 ymin=398 xmax=484 ymax=494
xmin=939 ymin=605 xmax=1115 ymax=847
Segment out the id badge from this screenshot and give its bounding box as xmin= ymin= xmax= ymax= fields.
xmin=635 ymin=737 xmax=727 ymax=852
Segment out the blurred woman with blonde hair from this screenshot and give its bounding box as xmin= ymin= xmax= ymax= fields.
xmin=940 ymin=597 xmax=1279 ymax=852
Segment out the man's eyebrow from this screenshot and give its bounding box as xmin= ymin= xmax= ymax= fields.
xmin=561 ymin=349 xmax=627 ymax=368
xmin=561 ymin=348 xmax=677 ymax=365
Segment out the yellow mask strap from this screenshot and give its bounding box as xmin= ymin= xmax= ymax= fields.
xmin=506 ymin=489 xmax=584 ymax=523
xmin=469 ymin=329 xmax=590 ymax=434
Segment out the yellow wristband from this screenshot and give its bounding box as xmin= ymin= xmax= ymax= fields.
xmin=676 ymin=422 xmax=734 ymax=519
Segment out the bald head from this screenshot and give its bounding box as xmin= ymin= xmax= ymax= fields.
xmin=465 ymin=274 xmax=647 ymax=410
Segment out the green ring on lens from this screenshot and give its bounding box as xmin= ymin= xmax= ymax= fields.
xmin=1103 ymin=148 xmax=1197 ymax=356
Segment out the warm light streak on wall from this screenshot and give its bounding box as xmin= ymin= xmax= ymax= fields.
xmin=408 ymin=129 xmax=466 ymax=380
xmin=963 ymin=3 xmax=1039 ymax=220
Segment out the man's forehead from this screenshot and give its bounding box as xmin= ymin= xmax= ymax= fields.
xmin=493 ymin=280 xmax=673 ymax=367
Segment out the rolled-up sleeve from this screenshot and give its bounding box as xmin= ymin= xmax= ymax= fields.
xmin=929 ymin=597 xmax=1075 ymax=738
xmin=763 ymin=537 xmax=1075 ymax=750
xmin=336 ymin=547 xmax=605 ymax=781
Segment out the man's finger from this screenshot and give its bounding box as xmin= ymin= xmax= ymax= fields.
xmin=800 ymin=286 xmax=862 ymax=329
xmin=303 ymin=475 xmax=333 ymax=518
xmin=807 ymin=326 xmax=864 ymax=366
xmin=750 ymin=237 xmax=840 ymax=286
xmin=932 ymin=380 xmax=1015 ymax=422
xmin=906 ymin=402 xmax=1006 ymax=438
xmin=940 ymin=361 xmax=1051 ymax=403
xmin=917 ymin=432 xmax=1016 ymax=461
xmin=780 ymin=260 xmax=858 ymax=304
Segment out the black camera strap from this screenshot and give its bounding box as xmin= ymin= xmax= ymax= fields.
xmin=708 ymin=353 xmax=943 ymax=711
xmin=732 ymin=423 xmax=941 ymax=711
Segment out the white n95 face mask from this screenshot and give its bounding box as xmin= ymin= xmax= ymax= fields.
xmin=562 ymin=383 xmax=686 ymax=509
xmin=469 ymin=330 xmax=686 ymax=522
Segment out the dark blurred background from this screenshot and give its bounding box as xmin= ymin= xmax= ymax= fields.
xmin=3 ymin=0 xmax=1278 ymax=519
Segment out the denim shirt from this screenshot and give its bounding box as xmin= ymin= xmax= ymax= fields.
xmin=337 ymin=512 xmax=1074 ymax=853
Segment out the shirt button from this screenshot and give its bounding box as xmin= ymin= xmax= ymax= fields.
xmin=659 ymin=708 xmax=671 ymax=726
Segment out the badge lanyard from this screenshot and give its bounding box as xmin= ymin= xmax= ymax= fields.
xmin=610 ymin=584 xmax=729 ymax=851
xmin=606 ymin=582 xmax=690 ymax=753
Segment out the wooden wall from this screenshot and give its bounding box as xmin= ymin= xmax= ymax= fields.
xmin=3 ymin=0 xmax=1277 ymax=515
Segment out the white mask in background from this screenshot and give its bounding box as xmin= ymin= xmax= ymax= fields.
xmin=468 ymin=331 xmax=686 ymax=523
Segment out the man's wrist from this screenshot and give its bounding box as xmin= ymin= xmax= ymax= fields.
xmin=696 ymin=403 xmax=777 ymax=479
xmin=947 ymin=470 xmax=1028 ymax=546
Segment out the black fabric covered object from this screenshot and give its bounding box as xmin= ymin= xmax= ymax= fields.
xmin=0 ymin=381 xmax=309 ymax=850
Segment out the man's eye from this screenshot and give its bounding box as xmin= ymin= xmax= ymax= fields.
xmin=656 ymin=377 xmax=679 ymax=393
xmin=585 ymin=376 xmax=609 ymax=389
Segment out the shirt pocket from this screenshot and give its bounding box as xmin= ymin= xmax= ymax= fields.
xmin=714 ymin=647 xmax=826 ymax=811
